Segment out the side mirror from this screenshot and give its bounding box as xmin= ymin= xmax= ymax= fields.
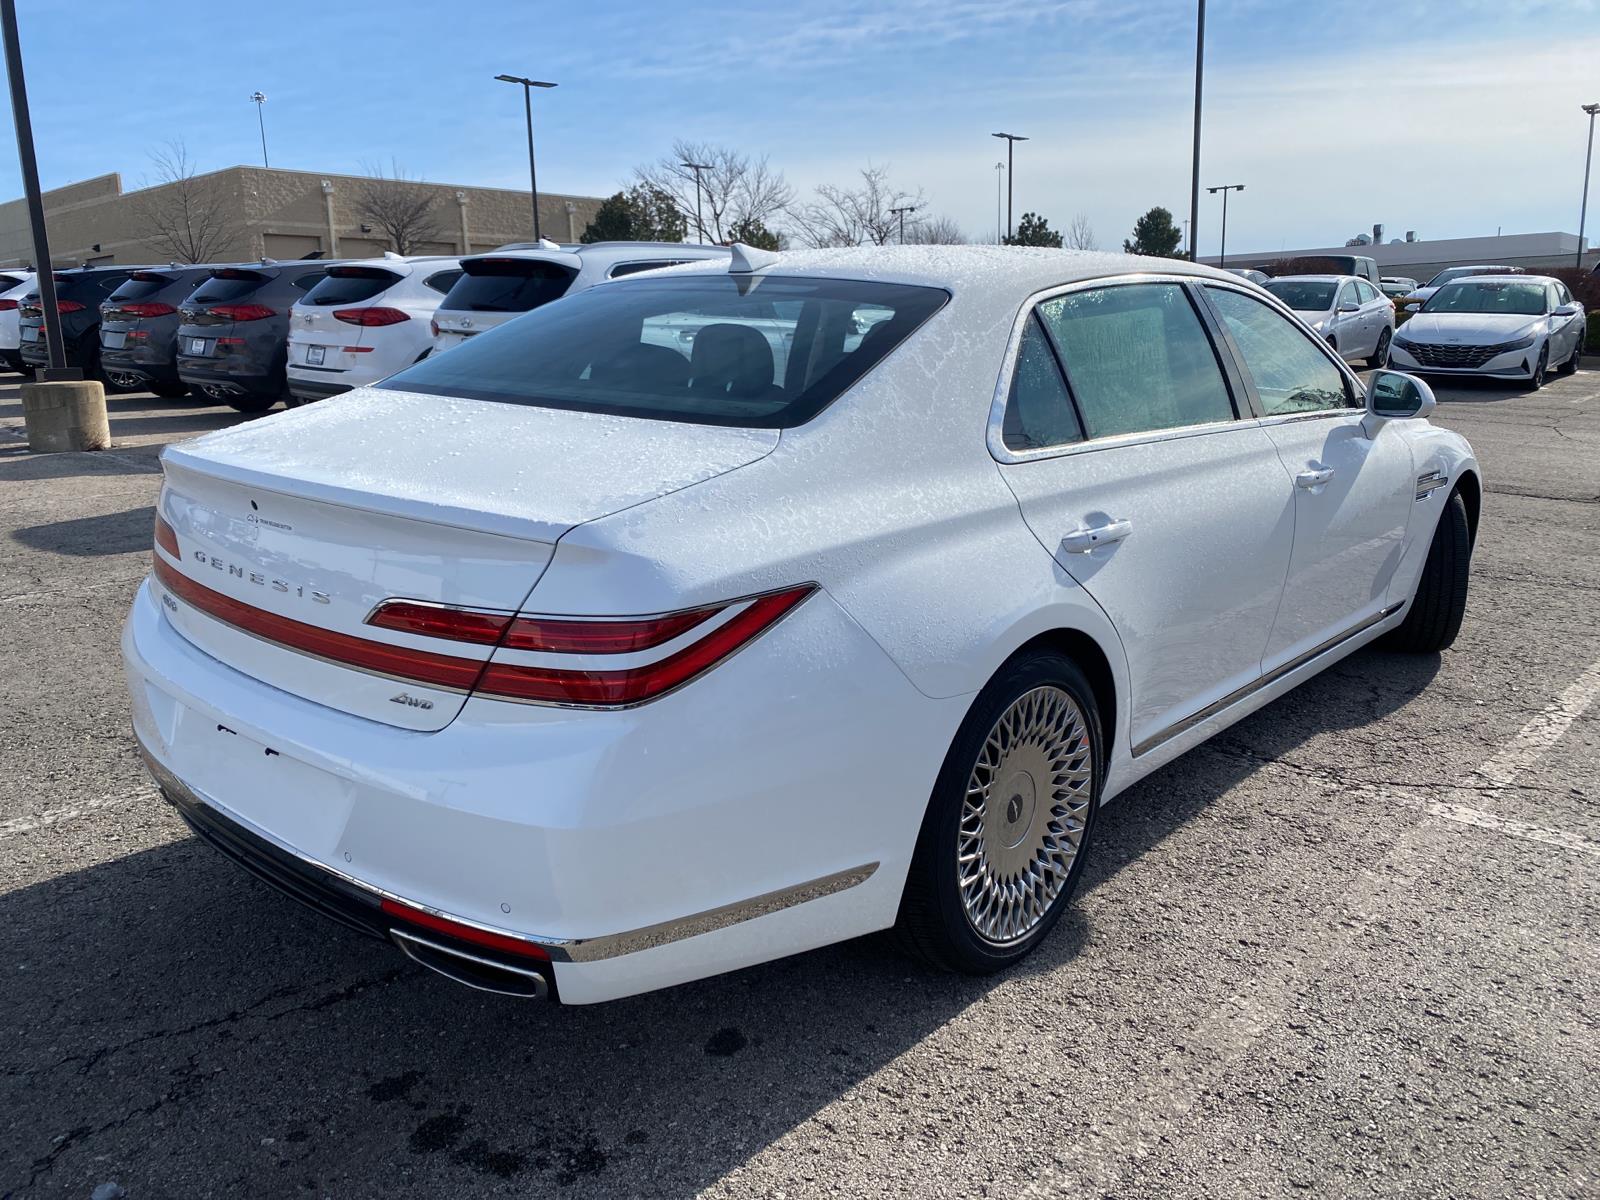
xmin=1336 ymin=302 xmax=1360 ymax=314
xmin=1552 ymin=304 xmax=1579 ymax=318
xmin=1365 ymin=369 xmax=1436 ymax=427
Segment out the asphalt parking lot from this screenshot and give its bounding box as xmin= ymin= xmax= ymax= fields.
xmin=2 ymin=368 xmax=1597 ymax=1199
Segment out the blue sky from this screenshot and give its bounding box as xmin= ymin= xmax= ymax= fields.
xmin=3 ymin=0 xmax=1598 ymax=254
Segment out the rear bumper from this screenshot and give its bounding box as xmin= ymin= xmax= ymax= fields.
xmin=102 ymin=347 xmax=181 ymax=386
xmin=177 ymin=359 xmax=280 ymax=396
xmin=285 ymin=373 xmax=354 ymax=402
xmin=122 ymin=576 xmax=957 ymax=1003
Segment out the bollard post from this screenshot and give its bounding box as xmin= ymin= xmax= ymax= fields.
xmin=20 ymin=374 xmax=109 ymax=452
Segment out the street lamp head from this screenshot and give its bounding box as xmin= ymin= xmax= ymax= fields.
xmin=680 ymin=161 xmax=712 ymax=171
xmin=250 ymin=91 xmax=265 ymax=104
xmin=992 ymin=132 xmax=1029 ymax=142
xmin=495 ymin=74 xmax=557 ymax=88
xmin=1585 ymin=103 xmax=1600 ymax=116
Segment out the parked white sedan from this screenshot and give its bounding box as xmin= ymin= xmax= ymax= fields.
xmin=124 ymin=246 xmax=1479 ymax=1004
xmin=1264 ymin=274 xmax=1395 ymax=367
xmin=1390 ymin=275 xmax=1586 ymax=390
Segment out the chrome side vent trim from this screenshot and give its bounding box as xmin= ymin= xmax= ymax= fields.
xmin=1416 ymin=469 xmax=1449 ymax=501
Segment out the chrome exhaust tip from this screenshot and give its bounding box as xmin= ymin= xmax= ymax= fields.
xmin=390 ymin=929 xmax=551 ymax=1000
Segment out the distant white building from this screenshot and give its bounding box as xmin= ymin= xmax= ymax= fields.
xmin=1204 ymin=231 xmax=1595 ymax=280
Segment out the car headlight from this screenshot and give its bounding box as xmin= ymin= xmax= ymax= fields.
xmin=1391 ymin=331 xmax=1413 ymax=349
xmin=1492 ymin=334 xmax=1537 ymax=353
xmin=1310 ymin=319 xmax=1326 ymax=333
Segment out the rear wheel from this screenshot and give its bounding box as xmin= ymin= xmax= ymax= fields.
xmin=1523 ymin=345 xmax=1548 ymax=391
xmin=896 ymin=651 xmax=1101 ymax=974
xmin=1367 ymin=328 xmax=1391 ymax=370
xmin=1386 ymin=490 xmax=1471 ymax=654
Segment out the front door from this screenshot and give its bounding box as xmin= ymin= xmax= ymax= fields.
xmin=993 ymin=280 xmax=1296 ymax=755
xmin=1202 ymin=284 xmax=1417 ymax=671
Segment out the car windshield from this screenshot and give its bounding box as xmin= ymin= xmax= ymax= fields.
xmin=1423 ymin=281 xmax=1548 ymax=316
xmin=382 ymin=274 xmax=949 ymax=429
xmin=1264 ymin=280 xmax=1336 ymax=310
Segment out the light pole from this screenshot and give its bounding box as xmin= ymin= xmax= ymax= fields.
xmin=889 ymin=204 xmax=919 ymax=244
xmin=251 ymin=91 xmax=268 ymax=168
xmin=1579 ymin=103 xmax=1599 ymax=269
xmin=992 ymin=132 xmax=1027 ymax=242
xmin=1207 ymin=183 xmax=1244 ymax=267
xmin=1 ymin=0 xmax=68 ymax=377
xmin=1188 ymin=0 xmax=1206 ymax=261
xmin=495 ymin=74 xmax=557 ymax=241
xmin=994 ymin=161 xmax=1005 ymax=244
xmin=681 ymin=160 xmax=710 ymax=243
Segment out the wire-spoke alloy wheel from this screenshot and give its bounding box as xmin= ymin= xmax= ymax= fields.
xmin=897 ymin=651 xmax=1103 ymax=974
xmin=958 ymin=686 xmax=1093 ymax=945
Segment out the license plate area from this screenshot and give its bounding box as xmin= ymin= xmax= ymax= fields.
xmin=306 ymin=345 xmax=326 ymax=366
xmin=102 ymin=330 xmax=127 ymax=349
xmin=21 ymin=326 xmax=38 ymax=342
xmin=188 ymin=337 xmax=212 ymax=356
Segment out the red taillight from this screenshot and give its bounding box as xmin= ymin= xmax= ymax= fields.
xmin=366 ymin=601 xmax=511 ymax=646
xmin=333 ymin=306 xmax=409 ymax=327
xmin=121 ymin=301 xmax=178 ymax=318
xmin=365 ymin=599 xmax=721 ymax=654
xmin=429 ymin=318 xmax=440 ymax=338
xmin=477 ymin=586 xmax=815 ymax=707
xmin=0 ymin=299 xmax=16 ymax=311
xmin=207 ymin=303 xmax=275 ymax=322
xmin=379 ymin=898 xmax=551 ymax=961
xmin=55 ymin=300 xmax=85 ymax=314
xmin=154 ymin=514 xmax=180 ymax=560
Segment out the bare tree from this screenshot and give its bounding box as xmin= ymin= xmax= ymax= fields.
xmin=132 ymin=142 xmax=240 ymax=263
xmin=635 ymin=141 xmax=794 ymax=243
xmin=905 ymin=214 xmax=966 ymax=245
xmin=1065 ymin=213 xmax=1097 ymax=251
xmin=789 ymin=165 xmax=925 ymax=248
xmin=353 ymin=162 xmax=444 ymax=255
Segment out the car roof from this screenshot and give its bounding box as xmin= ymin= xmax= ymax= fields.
xmin=650 ymin=244 xmax=1242 ymax=294
xmin=1262 ymin=274 xmax=1357 ymax=284
xmin=1443 ymin=273 xmax=1552 ymax=285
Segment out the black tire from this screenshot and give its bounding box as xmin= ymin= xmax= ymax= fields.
xmin=1367 ymin=328 xmax=1391 ymax=370
xmin=148 ymin=380 xmax=189 ymax=399
xmin=1522 ymin=346 xmax=1548 ymax=391
xmin=896 ymin=651 xmax=1102 ymax=974
xmin=1386 ymin=490 xmax=1471 ymax=654
xmin=225 ymin=393 xmax=277 ymax=415
xmin=1557 ymin=329 xmax=1583 ymax=376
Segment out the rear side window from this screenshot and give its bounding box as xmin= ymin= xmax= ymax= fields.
xmin=441 ymin=258 xmax=577 ymax=313
xmin=289 ymin=270 xmax=327 ymax=293
xmin=1002 ymin=315 xmax=1081 ymax=451
xmin=383 ymin=275 xmax=948 ymax=429
xmin=301 ymin=267 xmax=402 ymax=306
xmin=423 ymin=269 xmax=463 ymax=294
xmin=190 ymin=271 xmax=270 ymax=304
xmin=1034 ymin=283 xmax=1236 ymax=438
xmin=1206 ymin=286 xmax=1353 ymax=415
xmin=609 ymin=260 xmax=689 ymax=278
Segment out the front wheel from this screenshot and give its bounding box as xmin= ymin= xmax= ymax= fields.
xmin=896 ymin=651 xmax=1101 ymax=974
xmin=1367 ymin=328 xmax=1392 ymax=370
xmin=1557 ymin=330 xmax=1583 ymax=376
xmin=1523 ymin=346 xmax=1548 ymax=392
xmin=1386 ymin=490 xmax=1471 ymax=654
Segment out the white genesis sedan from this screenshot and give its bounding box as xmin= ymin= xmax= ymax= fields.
xmin=124 ymin=246 xmax=1480 ymax=1004
xmin=1390 ymin=275 xmax=1586 ymax=390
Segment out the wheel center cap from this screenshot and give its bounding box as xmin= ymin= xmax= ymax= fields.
xmin=997 ymin=771 xmax=1037 ymax=849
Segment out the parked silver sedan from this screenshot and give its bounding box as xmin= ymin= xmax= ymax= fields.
xmin=1264 ymin=274 xmax=1396 ymax=368
xmin=1389 ymin=275 xmax=1586 ymax=391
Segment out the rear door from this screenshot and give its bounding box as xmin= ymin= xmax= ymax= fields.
xmin=1200 ymin=283 xmax=1416 ymax=673
xmin=993 ymin=278 xmax=1296 ymax=756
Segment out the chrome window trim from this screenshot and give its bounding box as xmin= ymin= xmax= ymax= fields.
xmin=986 ymin=272 xmax=1251 ymax=465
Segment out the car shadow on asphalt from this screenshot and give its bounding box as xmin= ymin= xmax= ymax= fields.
xmin=1 ymin=646 xmax=1439 ymax=1196
xmin=11 ymin=505 xmax=157 ymax=557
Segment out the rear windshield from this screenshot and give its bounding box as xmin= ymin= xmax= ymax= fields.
xmin=190 ymin=270 xmax=270 ymax=304
xmin=1265 ymin=280 xmax=1336 ymax=310
xmin=1423 ymin=280 xmax=1548 ymax=316
xmin=440 ymin=258 xmax=577 ymax=313
xmin=382 ymin=274 xmax=949 ymax=429
xmin=301 ymin=266 xmax=402 ymax=307
xmin=108 ymin=273 xmax=178 ymax=302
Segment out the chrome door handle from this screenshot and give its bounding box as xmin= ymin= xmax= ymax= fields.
xmin=1060 ymin=519 xmax=1133 ymax=554
xmin=1295 ymin=467 xmax=1335 ymax=489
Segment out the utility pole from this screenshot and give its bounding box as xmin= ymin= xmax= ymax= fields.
xmin=681 ymin=160 xmax=710 ymax=243
xmin=890 ymin=204 xmax=919 ymax=244
xmin=991 ymin=132 xmax=1028 ymax=242
xmin=1207 ymin=183 xmax=1244 ymax=267
xmin=495 ymin=74 xmax=557 ymax=241
xmin=251 ymin=91 xmax=269 ymax=168
xmin=1579 ymin=103 xmax=1599 ymax=269
xmin=994 ymin=161 xmax=1005 ymax=244
xmin=1188 ymin=0 xmax=1206 ymax=261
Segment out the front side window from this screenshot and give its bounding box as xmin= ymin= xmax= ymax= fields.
xmin=1002 ymin=314 xmax=1081 ymax=451
xmin=1355 ymin=280 xmax=1380 ymax=304
xmin=1034 ymin=283 xmax=1235 ymax=438
xmin=382 ymin=275 xmax=947 ymax=428
xmin=1206 ymin=286 xmax=1353 ymax=416
xmin=1338 ymin=282 xmax=1360 ymax=309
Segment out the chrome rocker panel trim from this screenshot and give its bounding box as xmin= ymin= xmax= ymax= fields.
xmin=136 ymin=731 xmax=877 ymax=965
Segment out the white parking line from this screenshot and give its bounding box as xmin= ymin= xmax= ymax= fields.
xmin=1474 ymin=659 xmax=1600 ymax=787
xmin=0 ymin=787 xmax=154 ymax=840
xmin=1424 ymin=799 xmax=1600 ymax=859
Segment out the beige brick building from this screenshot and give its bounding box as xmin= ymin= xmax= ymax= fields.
xmin=0 ymin=166 xmax=606 ymax=267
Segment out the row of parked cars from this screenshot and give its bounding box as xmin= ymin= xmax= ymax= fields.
xmin=1225 ymin=262 xmax=1587 ymax=390
xmin=0 ymin=241 xmax=729 ymax=412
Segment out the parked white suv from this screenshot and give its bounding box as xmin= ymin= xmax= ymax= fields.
xmin=0 ymin=269 xmax=37 ymax=373
xmin=1264 ymin=274 xmax=1395 ymax=368
xmin=285 ymin=254 xmax=464 ymax=404
xmin=430 ymin=241 xmax=731 ymax=354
